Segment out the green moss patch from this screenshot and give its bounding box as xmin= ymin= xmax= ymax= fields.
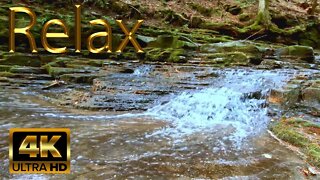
xmin=144 ymin=48 xmax=186 ymax=63
xmin=271 ymin=118 xmax=320 ymax=167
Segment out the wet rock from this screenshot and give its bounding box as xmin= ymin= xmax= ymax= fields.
xmin=60 ymin=74 xmax=99 ymax=84
xmin=269 ymin=84 xmax=301 ymax=108
xmin=42 ymin=80 xmax=67 ymax=90
xmin=257 ymin=59 xmax=283 ymax=69
xmin=137 ymin=35 xmax=157 ymax=47
xmin=276 ymin=45 xmax=315 ymax=63
xmin=71 ymin=64 xmax=215 ymax=111
xmin=270 ymin=73 xmax=320 ymax=115
xmin=206 ymin=52 xmax=249 ymax=66
xmin=119 ymin=68 xmax=135 ymax=74
xmin=46 ymin=67 xmax=90 ymax=78
xmin=9 ymin=66 xmax=46 ymax=74
xmin=302 ymin=87 xmax=320 ymax=104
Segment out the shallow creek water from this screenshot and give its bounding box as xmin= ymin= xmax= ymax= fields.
xmin=0 ymin=68 xmax=314 ymax=179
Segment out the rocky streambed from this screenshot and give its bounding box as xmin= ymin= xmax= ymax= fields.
xmin=0 ymin=41 xmax=320 ymax=179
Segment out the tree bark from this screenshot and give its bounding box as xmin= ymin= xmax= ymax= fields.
xmin=257 ymin=0 xmax=271 ymax=28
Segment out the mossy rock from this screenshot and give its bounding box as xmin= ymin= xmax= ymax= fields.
xmin=147 ymin=35 xmax=185 ymax=49
xmin=88 ymin=60 xmax=104 ymax=67
xmin=201 ymin=42 xmax=263 ymax=65
xmin=0 ymin=54 xmax=42 ymax=67
xmin=270 ymin=118 xmax=320 ymax=168
xmin=0 ymin=65 xmax=12 ymax=72
xmin=10 ymin=66 xmax=46 ymax=74
xmin=144 ymin=48 xmax=186 ymax=63
xmin=45 ymin=66 xmax=88 ymax=78
xmin=276 ymin=45 xmax=315 ymax=63
xmin=0 ymin=72 xmax=15 ymax=78
xmin=298 ymin=27 xmax=320 ymax=49
xmin=206 ymin=52 xmax=249 ymax=66
xmin=270 ymin=122 xmax=309 ymax=147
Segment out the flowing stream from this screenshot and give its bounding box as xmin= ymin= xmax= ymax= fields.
xmin=0 ymin=68 xmax=312 ymax=179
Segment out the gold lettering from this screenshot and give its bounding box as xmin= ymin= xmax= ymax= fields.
xmin=87 ymin=19 xmax=112 ymax=53
xmin=75 ymin=5 xmax=81 ymax=53
xmin=116 ymin=20 xmax=144 ymax=53
xmin=19 ymin=136 xmax=39 ymax=158
xmin=40 ymin=135 xmax=62 ymax=158
xmin=9 ymin=7 xmax=37 ymax=53
xmin=41 ymin=19 xmax=69 ymax=53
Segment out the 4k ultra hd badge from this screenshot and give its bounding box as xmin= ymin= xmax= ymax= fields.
xmin=9 ymin=128 xmax=70 ymax=174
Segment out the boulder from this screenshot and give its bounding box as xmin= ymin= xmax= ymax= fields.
xmin=201 ymin=41 xmax=263 ymax=65
xmin=276 ymin=45 xmax=315 ymax=63
xmin=269 ymin=84 xmax=301 ymax=108
xmin=206 ymin=52 xmax=249 ymax=66
xmin=302 ymin=87 xmax=320 ymax=104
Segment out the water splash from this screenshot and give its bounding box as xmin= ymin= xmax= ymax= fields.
xmin=147 ymin=87 xmax=268 ymax=140
xmin=146 ymin=69 xmax=299 ymax=147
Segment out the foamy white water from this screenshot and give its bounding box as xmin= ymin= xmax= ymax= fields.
xmin=145 ymin=69 xmax=304 ymax=147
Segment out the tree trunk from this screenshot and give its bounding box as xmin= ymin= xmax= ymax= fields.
xmin=257 ymin=0 xmax=271 ymax=28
